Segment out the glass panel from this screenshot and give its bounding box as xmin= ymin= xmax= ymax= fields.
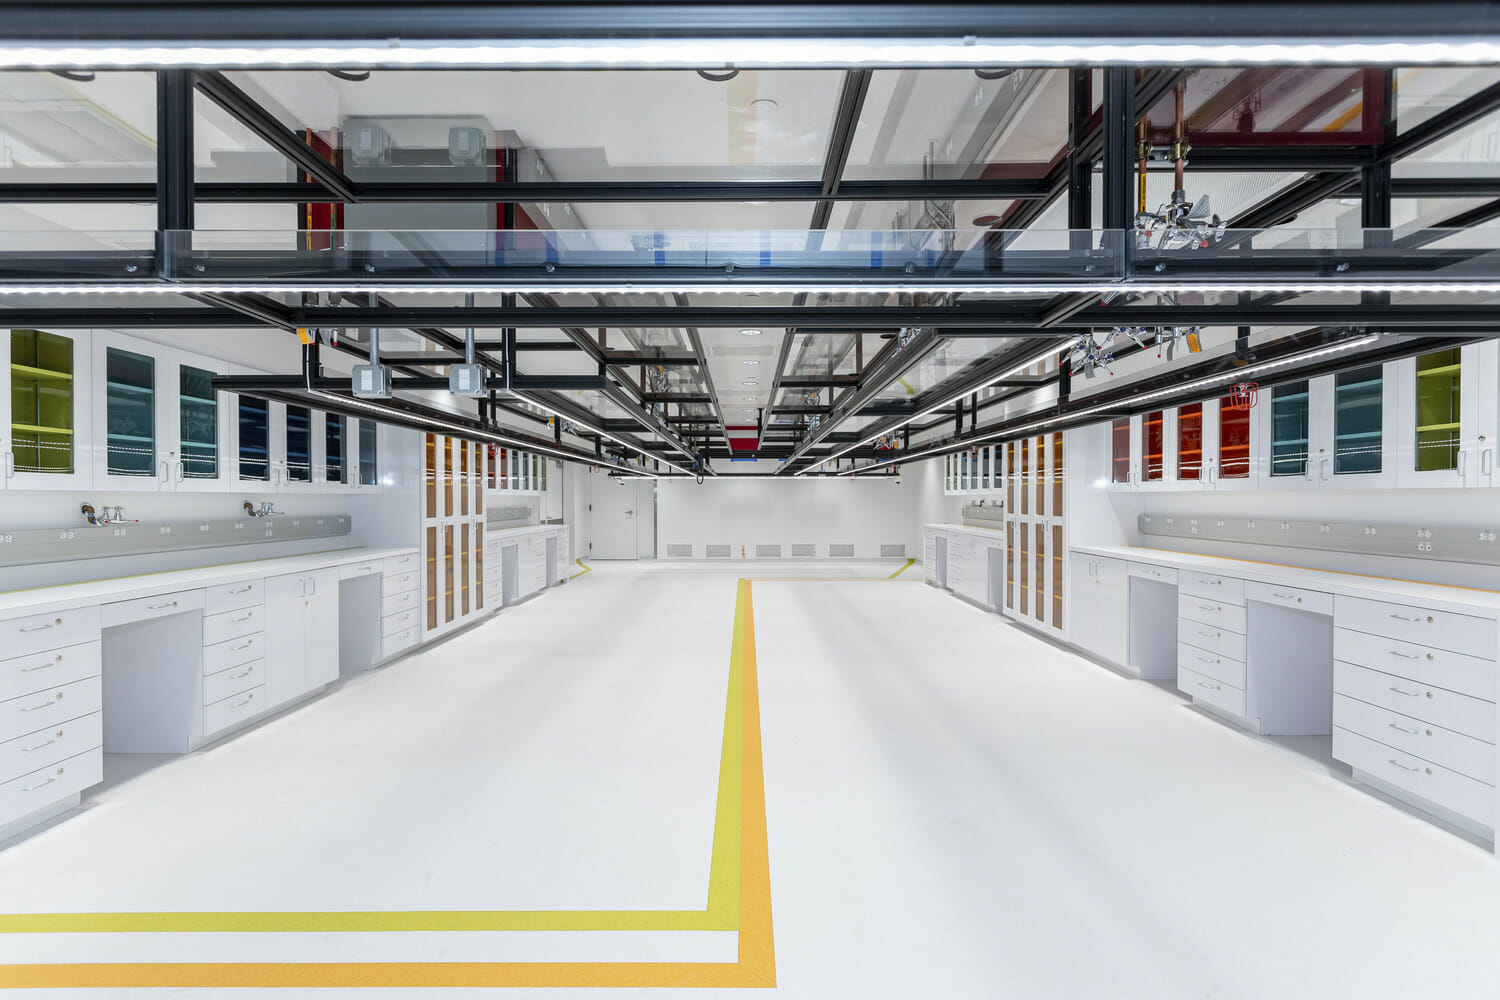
xmin=1219 ymin=396 xmax=1251 ymax=478
xmin=1005 ymin=521 xmax=1015 ymax=611
xmin=444 ymin=524 xmax=455 ymax=624
xmin=359 ymin=419 xmax=378 ymax=485
xmin=1019 ymin=438 xmax=1029 ymax=515
xmin=179 ymin=365 xmax=217 ymax=479
xmin=460 ymin=438 xmax=470 ymax=516
xmin=461 ymin=523 xmax=471 ymax=617
xmin=1110 ymin=417 xmax=1130 ymax=484
xmin=1415 ymin=349 xmax=1462 ymax=472
xmin=1270 ymin=381 xmax=1310 ymax=477
xmin=424 ymin=433 xmax=437 ymax=513
xmin=1006 ymin=442 xmax=1015 ymax=510
xmin=444 ymin=437 xmax=455 ymax=515
xmin=1034 ymin=524 xmax=1045 ymax=623
xmin=1019 ymin=518 xmax=1029 ymax=616
xmin=1177 ymin=403 xmax=1203 ymax=481
xmin=105 ymin=346 xmax=155 ymax=477
xmin=0 ymin=71 xmax=158 ymax=182
xmin=981 ymin=446 xmax=991 ymax=489
xmin=487 ymin=443 xmax=497 ymax=489
xmin=9 ymin=330 xmax=74 ymax=475
xmin=237 ymin=397 xmax=269 ymax=480
xmin=1334 ymin=366 xmax=1383 ymax=475
xmin=1034 ymin=435 xmax=1045 ymax=515
xmin=475 ymin=520 xmax=485 ymax=609
xmin=1142 ymin=410 xmax=1164 ymax=482
xmin=1051 ymin=524 xmax=1064 ymax=630
xmin=1051 ymin=432 xmax=1063 ymax=513
xmin=425 ymin=525 xmax=438 ymax=630
xmin=285 ymin=405 xmax=312 ymax=482
xmin=324 ymin=414 xmax=344 ymax=483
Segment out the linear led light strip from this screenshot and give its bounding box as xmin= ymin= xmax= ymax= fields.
xmin=307 ymin=389 xmax=635 ymax=474
xmin=504 ymin=390 xmax=694 ymax=477
xmin=5 ymin=281 xmax=1500 ymax=296
xmin=800 ymin=343 xmax=1062 ymax=474
xmin=837 ymin=334 xmax=1382 ymax=475
xmin=4 ymin=38 xmax=1500 ymax=69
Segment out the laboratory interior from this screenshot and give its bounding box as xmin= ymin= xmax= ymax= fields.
xmin=6 ymin=2 xmax=1500 ymax=996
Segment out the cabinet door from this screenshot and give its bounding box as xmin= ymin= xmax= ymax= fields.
xmin=262 ymin=573 xmax=306 ymax=708
xmin=171 ymin=350 xmax=232 ymax=493
xmin=1470 ymin=340 xmax=1499 ymax=487
xmin=281 ymin=404 xmax=319 ymax=493
xmin=1093 ymin=557 xmax=1130 ymax=666
xmin=1211 ymin=394 xmax=1262 ymax=491
xmin=5 ymin=328 xmax=93 ymax=491
xmin=1324 ymin=364 xmax=1398 ymax=489
xmin=1396 ymin=346 xmax=1482 ymax=488
xmin=303 ymin=569 xmax=341 ymax=688
xmin=94 ymin=333 xmax=171 ymax=491
xmin=231 ymin=390 xmax=285 ymax=491
xmin=1261 ymin=378 xmax=1324 ymax=491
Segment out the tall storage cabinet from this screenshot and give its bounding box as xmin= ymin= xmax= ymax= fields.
xmin=423 ymin=434 xmax=487 ymax=640
xmin=1003 ymin=431 xmax=1066 ymax=639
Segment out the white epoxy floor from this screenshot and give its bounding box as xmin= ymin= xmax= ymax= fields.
xmin=6 ymin=560 xmax=1500 ymax=998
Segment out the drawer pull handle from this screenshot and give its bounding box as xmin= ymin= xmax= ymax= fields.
xmin=1388 ymin=650 xmax=1420 ymax=660
xmin=19 ymin=738 xmax=56 ymax=752
xmin=1387 ymin=759 xmax=1421 ymax=773
xmin=230 ymin=586 xmax=253 ymax=594
xmin=233 ymin=613 xmax=253 ymax=623
xmin=19 ymin=656 xmax=61 ymax=673
xmin=358 ymin=565 xmax=374 ymax=572
xmin=1198 ymin=629 xmax=1219 ymax=638
xmin=232 ymin=695 xmax=254 ymax=709
xmin=147 ymin=601 xmax=179 ymax=610
xmin=18 ymin=620 xmax=61 ymax=633
xmin=1197 ymin=578 xmax=1221 ymax=586
xmin=1388 ymin=722 xmax=1423 ymax=736
xmin=1197 ymin=655 xmax=1218 ymax=664
xmin=1389 ymin=613 xmax=1434 ymax=624
xmin=19 ymin=698 xmax=58 ymax=712
xmin=1197 ymin=681 xmax=1219 ymax=691
xmin=1270 ymin=591 xmax=1299 ymax=601
xmin=1389 ymin=686 xmax=1420 ymax=697
xmin=232 ymin=641 xmax=253 ymax=651
xmin=1197 ymin=603 xmax=1220 ymax=612
xmin=20 ymin=776 xmax=56 ymax=792
xmin=230 ymin=669 xmax=254 ymax=680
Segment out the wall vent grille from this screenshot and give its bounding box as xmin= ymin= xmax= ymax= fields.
xmin=666 ymin=543 xmax=693 ymax=558
xmin=880 ymin=544 xmax=906 ymax=558
xmin=791 ymin=543 xmax=816 ymax=558
xmin=705 ymin=544 xmax=732 ymax=558
xmin=755 ymin=544 xmax=782 ymax=558
xmin=829 ymin=544 xmax=856 ymax=558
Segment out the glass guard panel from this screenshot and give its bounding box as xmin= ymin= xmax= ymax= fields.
xmin=1110 ymin=417 xmax=1130 ymax=484
xmin=238 ymin=397 xmax=269 ymax=480
xmin=360 ymin=419 xmax=378 ymax=485
xmin=1415 ymin=349 xmax=1462 ymax=472
xmin=1142 ymin=410 xmax=1164 ymax=482
xmin=285 ymin=404 xmax=312 ymax=482
xmin=1334 ymin=365 xmax=1383 ymax=475
xmin=1178 ymin=403 xmax=1203 ymax=481
xmin=10 ymin=329 xmax=74 ymax=475
xmin=324 ymin=413 xmax=344 ymax=483
xmin=105 ymin=346 xmax=155 ymax=477
xmin=179 ymin=365 xmax=217 ymax=479
xmin=1270 ymin=381 xmax=1310 ymax=477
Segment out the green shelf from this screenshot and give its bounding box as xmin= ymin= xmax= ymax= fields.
xmin=11 ymin=422 xmax=73 ymax=435
xmin=1416 ymin=363 xmax=1462 ymax=378
xmin=10 ymin=362 xmax=72 ymax=382
xmin=1417 ymin=421 xmax=1463 ymax=432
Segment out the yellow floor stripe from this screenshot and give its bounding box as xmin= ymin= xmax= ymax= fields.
xmin=889 ymin=558 xmax=916 ymax=578
xmin=569 ymin=557 xmax=593 ymax=580
xmin=0 ymin=580 xmax=775 ymax=988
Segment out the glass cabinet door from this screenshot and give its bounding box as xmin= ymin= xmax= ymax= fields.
xmin=103 ymin=346 xmax=157 ymax=481
xmin=1415 ymin=348 xmax=1462 ymax=473
xmin=1333 ymin=366 xmax=1384 ymax=477
xmin=285 ymin=405 xmax=313 ymax=484
xmin=1141 ymin=410 xmax=1165 ymax=482
xmin=1177 ymin=403 xmax=1203 ymax=482
xmin=358 ymin=419 xmax=377 ymax=486
xmin=1109 ymin=417 xmax=1131 ymax=487
xmin=9 ymin=329 xmax=82 ymax=486
xmin=1218 ymin=394 xmax=1252 ymax=482
xmin=324 ymin=414 xmax=345 ymax=485
xmin=237 ymin=396 xmax=271 ymax=482
xmin=1269 ymin=381 xmax=1311 ymax=480
xmin=178 ymin=364 xmax=219 ymax=484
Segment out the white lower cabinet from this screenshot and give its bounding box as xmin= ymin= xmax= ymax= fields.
xmin=1068 ymin=553 xmax=1128 ymax=667
xmin=263 ymin=568 xmax=341 ymax=709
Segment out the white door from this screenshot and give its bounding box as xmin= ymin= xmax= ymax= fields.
xmin=303 ymin=569 xmax=341 ymax=689
xmin=591 ymin=477 xmax=649 ymax=559
xmin=263 ymin=573 xmax=306 ymax=708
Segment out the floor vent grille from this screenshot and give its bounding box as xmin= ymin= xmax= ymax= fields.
xmin=880 ymin=544 xmax=906 ymax=558
xmin=791 ymin=543 xmax=816 ymax=558
xmin=666 ymin=543 xmax=693 ymax=558
xmin=705 ymin=544 xmax=732 ymax=559
xmin=829 ymin=544 xmax=856 ymax=558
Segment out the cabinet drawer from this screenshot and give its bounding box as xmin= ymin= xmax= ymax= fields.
xmin=1333 ymin=694 xmax=1494 ymax=784
xmin=1333 ymin=627 xmax=1495 ymax=702
xmin=0 ymin=749 xmax=102 ymax=826
xmin=1334 ymin=660 xmax=1494 ymax=741
xmin=1334 ymin=595 xmax=1496 ymax=659
xmin=0 ymin=711 xmax=102 ymax=785
xmin=203 ymin=685 xmax=265 ymax=736
xmin=0 ymin=677 xmax=102 ymax=743
xmin=203 ymin=660 xmax=263 ymax=705
xmin=1180 ymin=572 xmax=1244 ymax=605
xmin=382 ymin=626 xmax=419 ymax=659
xmin=1245 ymin=580 xmax=1334 ymax=617
xmin=0 ymin=640 xmax=101 ymax=704
xmin=101 ymin=589 xmax=205 ymax=629
xmin=202 ymin=605 xmax=262 ymax=645
xmin=1 ymin=606 xmax=101 ymax=660
xmin=1333 ymin=727 xmax=1493 ymax=827
xmin=204 ymin=579 xmax=262 ymax=616
xmin=382 ymin=572 xmax=418 ymax=597
xmin=1178 ymin=621 xmax=1247 ymax=661
xmin=383 ymin=552 xmax=419 ymax=575
xmin=381 ymin=590 xmax=419 ymax=617
xmin=1178 ymin=666 xmax=1248 ymax=718
xmin=339 ymin=559 xmax=382 ymax=580
xmin=1178 ymin=593 xmax=1247 ymax=633
xmin=1129 ymin=562 xmax=1177 ymax=585
xmin=1177 ymin=642 xmax=1246 ymax=688
xmin=382 ymin=609 xmax=418 ymax=637
xmin=202 ymin=632 xmax=264 ymax=676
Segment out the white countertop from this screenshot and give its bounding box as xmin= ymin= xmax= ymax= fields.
xmin=926 ymin=521 xmax=1006 ymax=538
xmin=1071 ymin=542 xmax=1500 ymax=617
xmin=484 ymin=523 xmax=567 ymax=542
xmin=0 ymin=545 xmax=419 ymax=620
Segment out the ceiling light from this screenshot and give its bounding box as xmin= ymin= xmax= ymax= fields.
xmin=741 ymin=359 xmax=761 ymax=366
xmin=5 ymin=39 xmax=1499 ymax=71
xmin=743 ymin=395 xmax=758 ymax=400
xmin=742 ymin=380 xmax=759 ymax=386
xmin=740 ymin=329 xmax=763 ymax=336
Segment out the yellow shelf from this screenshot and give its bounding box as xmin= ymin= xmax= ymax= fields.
xmin=1416 ymin=422 xmax=1462 ymax=432
xmin=10 ymin=363 xmax=73 ymax=382
xmin=1417 ymin=363 xmax=1462 ymax=378
xmin=11 ymin=422 xmax=73 ymax=435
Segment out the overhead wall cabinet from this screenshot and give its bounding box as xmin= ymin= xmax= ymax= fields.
xmin=945 ymin=445 xmax=1002 ymax=495
xmin=4 ymin=329 xmax=93 ymax=491
xmin=1394 ymin=341 xmax=1500 ymax=489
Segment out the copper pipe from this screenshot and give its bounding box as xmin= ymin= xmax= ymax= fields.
xmin=1137 ymin=117 xmax=1149 ymax=214
xmin=1173 ymin=79 xmax=1187 ymax=194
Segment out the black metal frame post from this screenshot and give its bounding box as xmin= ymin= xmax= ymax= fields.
xmin=1101 ymin=65 xmax=1135 ymax=274
xmin=155 ymin=69 xmax=194 ymax=277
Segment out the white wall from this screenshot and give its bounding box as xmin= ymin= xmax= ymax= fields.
xmin=908 ymin=454 xmax=965 ymax=534
xmin=656 ymin=463 xmax=917 ymax=559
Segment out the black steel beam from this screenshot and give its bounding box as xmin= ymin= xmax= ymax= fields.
xmin=1390 ymin=177 xmax=1500 ymax=199
xmin=193 ymin=70 xmax=359 ymax=203
xmin=1228 ymin=171 xmax=1358 ymax=230
xmin=156 ymin=70 xmax=193 ymax=234
xmin=810 ymin=69 xmax=873 ymax=231
xmin=1381 ymin=78 xmax=1500 ymax=164
xmin=1101 ymin=65 xmax=1132 ymax=234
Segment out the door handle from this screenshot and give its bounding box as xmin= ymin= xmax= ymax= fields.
xmin=309 ymin=577 xmax=316 ymax=596
xmin=159 ymin=460 xmax=171 ymax=483
xmin=1483 ymin=448 xmax=1494 ymax=476
xmin=3 ymin=451 xmax=13 ymax=479
xmin=176 ymin=460 xmax=185 ymax=483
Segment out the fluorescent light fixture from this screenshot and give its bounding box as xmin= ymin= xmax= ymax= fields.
xmin=838 ymin=335 xmax=1381 ymax=475
xmin=4 ymin=38 xmax=1500 ymax=70
xmin=743 ymin=395 xmax=758 ymax=400
xmin=800 ymin=343 xmax=1061 ymax=473
xmin=742 ymin=380 xmax=759 ymax=386
xmin=3 ymin=279 xmax=1500 ymax=297
xmin=741 ymin=359 xmax=762 ymax=365
xmin=740 ymin=329 xmax=764 ymax=336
